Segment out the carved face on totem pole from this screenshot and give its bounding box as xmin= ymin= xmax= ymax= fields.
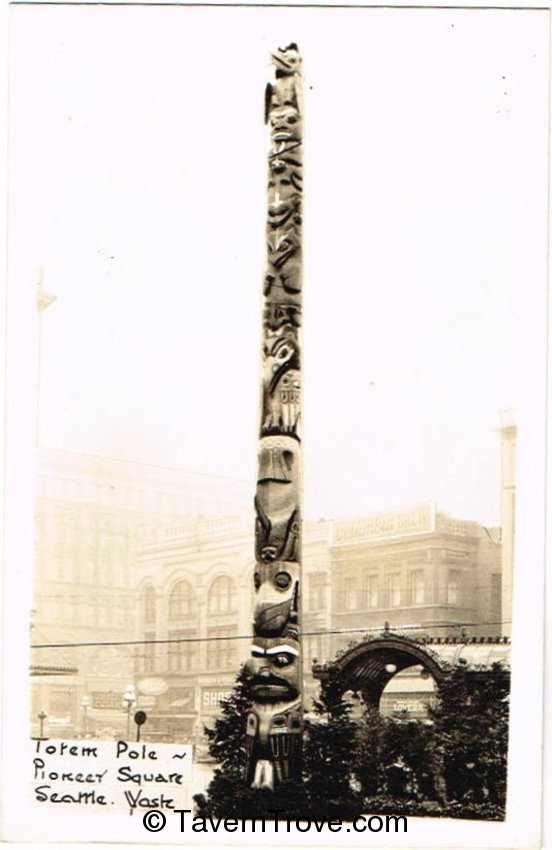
xmin=244 ymin=637 xmax=300 ymax=702
xmin=263 ymin=302 xmax=301 ymax=331
xmin=245 ymin=698 xmax=302 ymax=789
xmin=270 ymin=43 xmax=300 ymax=76
xmin=253 ymin=565 xmax=298 ymax=636
xmin=260 ymin=335 xmax=301 ymax=436
xmin=255 ymin=498 xmax=300 ymax=564
xmin=268 ymin=228 xmax=300 ymax=271
xmin=270 ymin=105 xmax=301 ymax=146
xmin=268 ymin=193 xmax=301 ymax=230
xmin=269 ymin=151 xmax=303 ymax=195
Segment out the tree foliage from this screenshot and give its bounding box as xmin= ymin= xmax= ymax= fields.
xmin=201 ymin=666 xmax=252 ymax=781
xmin=356 ymin=709 xmax=440 ymax=802
xmin=302 ymin=677 xmax=363 ymax=818
xmin=428 ymin=661 xmax=509 ymax=807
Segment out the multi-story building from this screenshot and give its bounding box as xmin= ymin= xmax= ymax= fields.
xmin=498 ymin=409 xmax=516 ymax=637
xmin=329 ymin=503 xmax=502 ymax=657
xmin=133 ymin=503 xmax=502 ymax=742
xmin=31 ymin=447 xmax=250 ymax=738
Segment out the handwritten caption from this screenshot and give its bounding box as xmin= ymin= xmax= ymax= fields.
xmin=31 ymin=739 xmax=193 ymax=814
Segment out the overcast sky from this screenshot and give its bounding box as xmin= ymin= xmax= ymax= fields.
xmin=8 ymin=5 xmax=549 ymax=524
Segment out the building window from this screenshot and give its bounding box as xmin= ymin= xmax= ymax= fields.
xmin=307 ymin=573 xmax=326 ymax=612
xmin=143 ymin=585 xmax=156 ymax=625
xmin=447 ymin=570 xmax=461 ymax=605
xmin=344 ymin=578 xmax=358 ymax=611
xmin=365 ymin=575 xmax=378 ymax=608
xmin=167 ymin=630 xmax=197 ymax=672
xmin=410 ymin=570 xmax=425 ymax=605
xmin=168 ymin=581 xmax=195 ymax=621
xmin=143 ymin=631 xmax=156 ymax=673
xmin=208 ymin=576 xmax=237 ymax=615
xmin=387 ymin=573 xmax=401 ymax=607
xmin=207 ymin=627 xmax=237 ymax=670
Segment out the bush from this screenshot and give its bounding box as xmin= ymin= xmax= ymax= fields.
xmin=302 ymin=677 xmax=363 ymax=818
xmin=428 ymin=661 xmax=509 ymax=808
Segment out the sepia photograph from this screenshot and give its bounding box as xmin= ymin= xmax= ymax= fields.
xmin=1 ymin=3 xmax=548 ymax=847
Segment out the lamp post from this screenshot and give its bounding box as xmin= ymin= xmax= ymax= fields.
xmin=38 ymin=710 xmax=48 ymax=739
xmin=81 ymin=695 xmax=90 ymax=738
xmin=122 ymin=685 xmax=136 ymax=740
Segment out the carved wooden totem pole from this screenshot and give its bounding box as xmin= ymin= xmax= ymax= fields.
xmin=244 ymin=44 xmax=304 ymax=791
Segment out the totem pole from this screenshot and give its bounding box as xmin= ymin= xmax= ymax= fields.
xmin=244 ymin=44 xmax=304 ymax=791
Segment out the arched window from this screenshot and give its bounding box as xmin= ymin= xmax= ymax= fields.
xmin=168 ymin=581 xmax=195 ymax=621
xmin=208 ymin=576 xmax=237 ymax=615
xmin=142 ymin=585 xmax=156 ymax=625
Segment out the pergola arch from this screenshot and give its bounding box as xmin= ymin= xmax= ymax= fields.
xmin=329 ymin=634 xmax=444 ymax=709
xmin=312 ymin=631 xmax=510 ymax=712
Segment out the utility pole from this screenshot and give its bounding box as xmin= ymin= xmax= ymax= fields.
xmin=244 ymin=44 xmax=303 ymax=790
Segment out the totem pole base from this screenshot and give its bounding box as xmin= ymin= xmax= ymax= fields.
xmin=252 ymin=760 xmax=275 ymax=790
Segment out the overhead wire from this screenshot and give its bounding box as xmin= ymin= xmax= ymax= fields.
xmin=31 ymin=619 xmax=512 ymax=650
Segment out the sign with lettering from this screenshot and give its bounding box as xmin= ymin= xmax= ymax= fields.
xmin=201 ymin=688 xmax=232 ymax=709
xmin=380 ymin=694 xmax=433 ymax=719
xmin=31 ymin=739 xmax=193 ymax=814
xmin=91 ymin=691 xmax=122 ymax=710
xmin=136 ymin=695 xmax=157 ymax=709
xmin=333 ymin=504 xmax=435 ymax=545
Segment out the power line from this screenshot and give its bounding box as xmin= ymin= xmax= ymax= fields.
xmin=30 ymin=623 xmax=77 ymax=669
xmin=31 ymin=620 xmax=512 ymax=650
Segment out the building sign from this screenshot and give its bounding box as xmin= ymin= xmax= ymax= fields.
xmin=136 ymin=696 xmax=157 ymax=710
xmin=333 ymin=504 xmax=435 ymax=545
xmin=380 ymin=693 xmax=435 ymax=719
xmin=137 ymin=677 xmax=169 ymax=697
xmin=201 ymin=688 xmax=232 ymax=710
xmin=92 ymin=691 xmax=122 ymax=710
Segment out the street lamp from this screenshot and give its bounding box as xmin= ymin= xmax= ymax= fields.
xmin=81 ymin=696 xmax=91 ymax=738
xmin=122 ymin=685 xmax=136 ymax=740
xmin=38 ymin=710 xmax=48 ymax=739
